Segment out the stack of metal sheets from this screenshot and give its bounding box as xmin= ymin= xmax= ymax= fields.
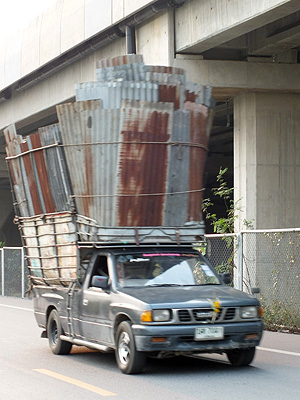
xmin=5 ymin=53 xmax=213 ymax=239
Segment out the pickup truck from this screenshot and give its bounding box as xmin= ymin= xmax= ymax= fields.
xmin=33 ymin=245 xmax=264 ymax=374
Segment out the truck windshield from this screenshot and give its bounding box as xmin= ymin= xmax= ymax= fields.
xmin=115 ymin=252 xmax=221 ymax=288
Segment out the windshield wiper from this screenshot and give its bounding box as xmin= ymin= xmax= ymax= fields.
xmin=145 ymin=283 xmax=182 ymax=287
xmin=198 ymin=282 xmax=221 ymax=286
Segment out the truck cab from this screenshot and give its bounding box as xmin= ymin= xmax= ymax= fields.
xmin=33 ymin=246 xmax=263 ymax=374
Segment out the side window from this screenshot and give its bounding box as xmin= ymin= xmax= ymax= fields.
xmin=89 ymin=255 xmax=109 ymax=288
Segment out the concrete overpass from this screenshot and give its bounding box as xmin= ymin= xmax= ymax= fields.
xmin=1 ymin=0 xmax=300 ymax=244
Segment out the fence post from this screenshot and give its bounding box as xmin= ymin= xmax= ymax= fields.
xmin=21 ymin=247 xmax=25 ymax=298
xmin=237 ymin=233 xmax=243 ymax=291
xmin=1 ymin=248 xmax=4 ymax=296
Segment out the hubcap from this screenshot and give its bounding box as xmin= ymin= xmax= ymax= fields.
xmin=50 ymin=320 xmax=58 ymax=345
xmin=118 ymin=331 xmax=130 ymax=365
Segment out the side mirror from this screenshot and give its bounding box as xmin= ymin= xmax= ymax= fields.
xmin=251 ymin=287 xmax=260 ymax=295
xmin=220 ymin=272 xmax=231 ymax=285
xmin=91 ymin=275 xmax=109 ymax=289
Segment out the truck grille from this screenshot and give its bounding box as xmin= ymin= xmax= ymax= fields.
xmin=224 ymin=307 xmax=236 ymax=320
xmin=177 ymin=307 xmax=237 ymax=323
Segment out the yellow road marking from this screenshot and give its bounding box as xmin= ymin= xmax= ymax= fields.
xmin=34 ymin=369 xmax=117 ymax=397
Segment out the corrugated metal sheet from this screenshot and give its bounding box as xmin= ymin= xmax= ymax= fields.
xmin=184 ymin=101 xmax=212 ymax=222
xmin=39 ymin=124 xmax=72 ymax=212
xmin=26 ymin=132 xmax=56 ymax=214
xmin=4 ymin=123 xmax=73 ymax=217
xmin=6 ymin=53 xmax=213 ymax=250
xmin=4 ymin=125 xmax=30 ymax=217
xmin=76 ymin=81 xmax=159 ymax=106
xmin=117 ymin=100 xmax=173 ymax=226
xmin=4 ymin=53 xmax=215 ymax=285
xmin=185 ymin=82 xmax=213 ymax=108
xmin=163 ymin=109 xmax=190 ymax=226
xmin=96 ymin=54 xmax=145 ymax=82
xmin=56 ymin=100 xmax=121 ymax=226
xmin=158 ymin=84 xmax=185 ymax=110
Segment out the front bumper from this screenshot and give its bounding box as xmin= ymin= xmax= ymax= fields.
xmin=132 ymin=321 xmax=263 ymax=353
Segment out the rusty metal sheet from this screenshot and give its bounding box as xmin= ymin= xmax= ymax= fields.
xmin=184 ymin=102 xmax=212 ymax=222
xmin=19 ymin=136 xmax=44 ymax=215
xmin=96 ymin=54 xmax=186 ymax=86
xmin=4 ymin=124 xmax=30 ymax=217
xmin=39 ymin=124 xmax=72 ymax=212
xmin=158 ymin=84 xmax=184 ymax=110
xmin=185 ymin=82 xmax=213 ymax=107
xmin=5 ymin=124 xmax=73 ymax=217
xmin=56 ymin=100 xmax=121 ymax=226
xmin=117 ymin=100 xmax=173 ymax=226
xmin=5 ymin=54 xmax=214 ymax=251
xmin=57 ymin=99 xmax=176 ymax=228
xmin=96 ymin=54 xmax=145 ymax=82
xmin=3 ymin=53 xmax=216 ymax=290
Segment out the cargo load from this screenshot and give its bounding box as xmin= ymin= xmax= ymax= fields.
xmin=4 ymin=54 xmax=214 ymax=286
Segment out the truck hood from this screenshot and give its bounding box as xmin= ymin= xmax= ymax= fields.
xmin=118 ymin=285 xmax=258 ymax=308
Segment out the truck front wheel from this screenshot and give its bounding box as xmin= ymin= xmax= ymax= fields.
xmin=115 ymin=321 xmax=146 ymax=374
xmin=226 ymin=347 xmax=256 ymax=366
xmin=47 ymin=309 xmax=72 ymax=355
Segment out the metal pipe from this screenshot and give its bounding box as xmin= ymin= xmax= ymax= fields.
xmin=126 ymin=26 xmax=136 ymax=55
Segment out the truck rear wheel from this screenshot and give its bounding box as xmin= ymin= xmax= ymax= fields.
xmin=115 ymin=321 xmax=146 ymax=374
xmin=47 ymin=309 xmax=72 ymax=355
xmin=226 ymin=347 xmax=256 ymax=366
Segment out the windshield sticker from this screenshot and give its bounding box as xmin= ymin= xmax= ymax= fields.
xmin=142 ymin=253 xmax=181 ymax=257
xmin=129 ymin=258 xmax=150 ymax=262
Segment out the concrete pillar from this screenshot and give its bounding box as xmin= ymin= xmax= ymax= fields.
xmin=136 ymin=10 xmax=174 ymax=66
xmin=0 ymin=190 xmax=20 ymax=246
xmin=234 ymin=92 xmax=300 ymax=230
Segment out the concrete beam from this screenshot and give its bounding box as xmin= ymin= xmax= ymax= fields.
xmin=175 ymin=0 xmax=300 ymax=53
xmin=2 ymin=55 xmax=300 ymax=133
xmin=249 ymin=25 xmax=300 ymax=56
xmin=173 ymin=57 xmax=300 ymax=100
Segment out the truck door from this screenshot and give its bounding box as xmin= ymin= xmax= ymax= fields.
xmin=80 ymin=255 xmax=112 ymax=344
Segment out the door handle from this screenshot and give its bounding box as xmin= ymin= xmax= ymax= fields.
xmin=83 ymin=298 xmax=89 ymax=306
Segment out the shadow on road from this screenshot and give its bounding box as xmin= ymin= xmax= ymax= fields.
xmin=67 ymin=346 xmax=261 ymax=376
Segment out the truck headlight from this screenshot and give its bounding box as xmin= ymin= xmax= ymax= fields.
xmin=140 ymin=309 xmax=171 ymax=322
xmin=153 ymin=309 xmax=171 ymax=322
xmin=241 ymin=306 xmax=258 ymax=319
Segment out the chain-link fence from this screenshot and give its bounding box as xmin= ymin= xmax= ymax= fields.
xmin=204 ymin=233 xmax=239 ymax=285
xmin=241 ymin=229 xmax=300 ymax=332
xmin=1 ymin=230 xmax=300 ymax=331
xmin=205 ymin=229 xmax=300 ymax=332
xmin=0 ymin=247 xmax=26 ymax=297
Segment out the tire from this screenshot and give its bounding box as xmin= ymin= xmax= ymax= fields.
xmin=115 ymin=321 xmax=146 ymax=374
xmin=226 ymin=347 xmax=256 ymax=367
xmin=47 ymin=309 xmax=72 ymax=355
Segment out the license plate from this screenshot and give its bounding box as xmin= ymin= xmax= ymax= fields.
xmin=194 ymin=326 xmax=224 ymax=340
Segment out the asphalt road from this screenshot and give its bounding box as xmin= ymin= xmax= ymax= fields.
xmin=1 ymin=296 xmax=300 ymax=400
